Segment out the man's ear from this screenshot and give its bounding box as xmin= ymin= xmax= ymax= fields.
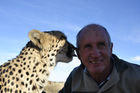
xmin=28 ymin=29 xmax=43 ymax=48
xmin=76 ymin=48 xmax=81 ymax=60
xmin=110 ymin=42 xmax=113 ymax=54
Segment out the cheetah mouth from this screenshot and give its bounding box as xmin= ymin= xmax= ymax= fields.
xmin=67 ymin=43 xmax=77 ymax=57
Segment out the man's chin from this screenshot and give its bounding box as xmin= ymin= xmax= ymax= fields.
xmin=88 ymin=66 xmax=105 ymax=74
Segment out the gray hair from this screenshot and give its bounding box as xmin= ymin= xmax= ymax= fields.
xmin=76 ymin=24 xmax=112 ymax=49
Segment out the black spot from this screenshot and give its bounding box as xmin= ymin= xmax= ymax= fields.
xmin=30 ymin=80 xmax=32 ymax=85
xmin=35 ymin=62 xmax=39 ymax=66
xmin=28 ymin=88 xmax=30 ymax=91
xmin=8 ymin=79 xmax=10 ymax=83
xmin=12 ymin=77 xmax=15 ymax=80
xmin=21 ymin=52 xmax=24 ymax=55
xmin=51 ymin=53 xmax=55 ymax=56
xmin=24 ymin=62 xmax=26 ymax=65
xmin=12 ymin=68 xmax=15 ymax=71
xmin=11 ymin=81 xmax=14 ymax=86
xmin=53 ymin=49 xmax=57 ymax=52
xmin=3 ymin=69 xmax=6 ymax=73
xmin=41 ymin=80 xmax=45 ymax=83
xmin=50 ymin=59 xmax=53 ymax=61
xmin=25 ymin=52 xmax=28 ymax=55
xmin=17 ymin=59 xmax=20 ymax=62
xmin=21 ymin=82 xmax=24 ymax=85
xmin=26 ymin=83 xmax=28 ymax=87
xmin=16 ymin=84 xmax=18 ymax=88
xmin=39 ymin=69 xmax=42 ymax=72
xmin=26 ymin=72 xmax=29 ymax=76
xmin=14 ymin=63 xmax=18 ymax=67
xmin=31 ymin=74 xmax=34 ymax=77
xmin=8 ymin=65 xmax=12 ymax=69
xmin=50 ymin=63 xmax=54 ymax=66
xmin=52 ymin=45 xmax=54 ymax=48
xmin=5 ymin=74 xmax=7 ymax=77
xmin=28 ymin=57 xmax=31 ymax=60
xmin=33 ymin=66 xmax=36 ymax=69
xmin=9 ymin=71 xmax=13 ymax=75
xmin=21 ymin=74 xmax=23 ymax=78
xmin=23 ymin=58 xmax=26 ymax=61
xmin=10 ymin=89 xmax=13 ymax=92
xmin=52 ymin=40 xmax=54 ymax=43
xmin=32 ymin=85 xmax=37 ymax=90
xmin=43 ymin=64 xmax=47 ymax=67
xmin=42 ymin=70 xmax=46 ymax=74
xmin=46 ymin=73 xmax=49 ymax=76
xmin=19 ymin=90 xmax=22 ymax=93
xmin=4 ymin=88 xmax=7 ymax=92
xmin=28 ymin=48 xmax=30 ymax=51
xmin=36 ymin=78 xmax=39 ymax=82
xmin=16 ymin=77 xmax=19 ymax=81
xmin=23 ymin=67 xmax=26 ymax=70
xmin=7 ymin=88 xmax=9 ymax=92
xmin=1 ymin=90 xmax=3 ymax=93
xmin=15 ymin=90 xmax=18 ymax=93
xmin=40 ymin=86 xmax=43 ymax=89
xmin=18 ymin=69 xmax=22 ymax=73
xmin=42 ymin=91 xmax=46 ymax=93
xmin=3 ymin=62 xmax=10 ymax=67
xmin=3 ymin=78 xmax=5 ymax=82
xmin=27 ymin=78 xmax=29 ymax=81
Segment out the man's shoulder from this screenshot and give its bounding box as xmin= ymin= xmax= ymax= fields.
xmin=113 ymin=54 xmax=140 ymax=75
xmin=72 ymin=65 xmax=84 ymax=74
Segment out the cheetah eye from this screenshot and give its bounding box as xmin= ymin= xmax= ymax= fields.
xmin=60 ymin=36 xmax=66 ymax=40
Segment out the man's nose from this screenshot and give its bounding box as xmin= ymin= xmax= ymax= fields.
xmin=90 ymin=47 xmax=101 ymax=57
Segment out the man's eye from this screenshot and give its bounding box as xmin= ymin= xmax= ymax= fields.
xmin=98 ymin=42 xmax=106 ymax=48
xmin=84 ymin=44 xmax=92 ymax=49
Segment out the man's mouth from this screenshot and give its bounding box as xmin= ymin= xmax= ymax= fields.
xmin=89 ymin=61 xmax=98 ymax=64
xmin=89 ymin=59 xmax=102 ymax=64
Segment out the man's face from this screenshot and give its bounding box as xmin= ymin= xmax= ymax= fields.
xmin=77 ymin=29 xmax=113 ymax=75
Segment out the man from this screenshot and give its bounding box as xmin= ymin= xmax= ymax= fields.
xmin=59 ymin=24 xmax=140 ymax=93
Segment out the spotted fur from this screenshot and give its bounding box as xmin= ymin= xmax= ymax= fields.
xmin=0 ymin=30 xmax=75 ymax=93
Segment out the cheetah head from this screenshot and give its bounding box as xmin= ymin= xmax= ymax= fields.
xmin=28 ymin=30 xmax=76 ymax=63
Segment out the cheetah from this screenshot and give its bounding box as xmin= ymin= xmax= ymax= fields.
xmin=0 ymin=30 xmax=75 ymax=93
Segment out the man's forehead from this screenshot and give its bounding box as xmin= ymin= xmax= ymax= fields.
xmin=79 ymin=28 xmax=110 ymax=44
xmin=80 ymin=28 xmax=107 ymax=38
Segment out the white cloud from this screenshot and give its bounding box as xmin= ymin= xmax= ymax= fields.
xmin=132 ymin=56 xmax=140 ymax=61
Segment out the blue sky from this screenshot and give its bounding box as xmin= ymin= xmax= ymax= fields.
xmin=0 ymin=0 xmax=140 ymax=81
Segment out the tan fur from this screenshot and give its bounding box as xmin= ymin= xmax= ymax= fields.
xmin=0 ymin=30 xmax=75 ymax=93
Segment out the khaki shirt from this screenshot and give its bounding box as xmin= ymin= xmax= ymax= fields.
xmin=59 ymin=54 xmax=140 ymax=93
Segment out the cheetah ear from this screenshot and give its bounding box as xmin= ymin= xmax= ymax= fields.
xmin=28 ymin=29 xmax=43 ymax=48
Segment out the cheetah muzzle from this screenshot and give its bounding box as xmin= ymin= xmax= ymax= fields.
xmin=0 ymin=30 xmax=75 ymax=93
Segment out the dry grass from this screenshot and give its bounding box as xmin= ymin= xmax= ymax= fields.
xmin=44 ymin=81 xmax=64 ymax=93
